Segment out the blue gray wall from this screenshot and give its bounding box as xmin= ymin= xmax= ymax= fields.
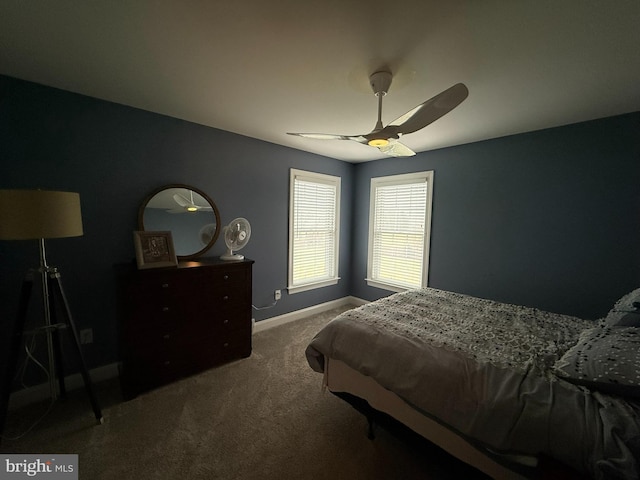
xmin=0 ymin=75 xmax=353 ymax=370
xmin=1 ymin=74 xmax=639 ymax=375
xmin=351 ymin=113 xmax=640 ymax=320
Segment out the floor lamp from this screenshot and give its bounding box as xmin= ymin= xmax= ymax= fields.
xmin=0 ymin=189 xmax=103 ymax=442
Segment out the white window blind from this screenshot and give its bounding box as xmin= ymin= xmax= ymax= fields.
xmin=288 ymin=169 xmax=340 ymax=294
xmin=367 ymin=172 xmax=433 ymax=291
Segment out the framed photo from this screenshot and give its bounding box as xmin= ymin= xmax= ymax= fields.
xmin=133 ymin=231 xmax=178 ymax=269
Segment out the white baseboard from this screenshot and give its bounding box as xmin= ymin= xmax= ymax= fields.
xmin=253 ymin=295 xmax=367 ymax=333
xmin=8 ymin=362 xmax=120 ymax=411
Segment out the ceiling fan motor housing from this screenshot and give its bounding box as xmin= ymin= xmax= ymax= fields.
xmin=370 ymin=70 xmax=392 ymax=96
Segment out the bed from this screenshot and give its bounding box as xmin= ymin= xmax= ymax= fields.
xmin=305 ymin=287 xmax=640 ymax=480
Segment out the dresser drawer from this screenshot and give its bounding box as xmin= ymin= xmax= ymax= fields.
xmin=123 ymin=297 xmax=207 ymax=334
xmin=201 ymin=264 xmax=250 ymax=288
xmin=127 ymin=326 xmax=250 ymax=359
xmin=122 ymin=269 xmax=194 ymax=298
xmin=209 ymin=290 xmax=250 ymax=309
xmin=120 ymin=352 xmax=191 ymax=394
xmin=121 ymin=327 xmax=251 ymax=397
xmin=123 ymin=301 xmax=179 ymax=333
xmin=211 ymin=313 xmax=250 ymax=333
xmin=181 ymin=327 xmax=252 ymax=366
xmin=121 ymin=324 xmax=180 ymax=352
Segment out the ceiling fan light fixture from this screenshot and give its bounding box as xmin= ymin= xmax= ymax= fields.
xmin=368 ymin=138 xmax=389 ymax=147
xmin=186 ymin=206 xmax=198 ymax=212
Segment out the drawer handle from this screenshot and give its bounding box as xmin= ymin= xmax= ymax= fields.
xmin=162 ymin=306 xmax=170 ymax=312
xmin=162 ymin=283 xmax=169 ymax=288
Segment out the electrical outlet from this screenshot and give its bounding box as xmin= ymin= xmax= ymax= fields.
xmin=80 ymin=328 xmax=93 ymax=345
xmin=274 ymin=289 xmax=281 ymax=301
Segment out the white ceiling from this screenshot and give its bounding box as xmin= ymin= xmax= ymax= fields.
xmin=1 ymin=1 xmax=639 ymax=163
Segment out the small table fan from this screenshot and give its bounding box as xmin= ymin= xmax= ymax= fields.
xmin=220 ymin=217 xmax=251 ymax=261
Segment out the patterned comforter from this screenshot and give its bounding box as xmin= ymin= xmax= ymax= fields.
xmin=305 ymin=288 xmax=640 ymax=479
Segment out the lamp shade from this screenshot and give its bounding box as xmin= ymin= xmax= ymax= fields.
xmin=0 ymin=190 xmax=83 ymax=240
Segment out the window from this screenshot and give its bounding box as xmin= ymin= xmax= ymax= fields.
xmin=288 ymin=169 xmax=341 ymax=294
xmin=367 ymin=171 xmax=434 ymax=292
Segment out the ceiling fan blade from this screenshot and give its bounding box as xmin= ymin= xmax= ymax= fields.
xmin=287 ymin=132 xmax=368 ymax=143
xmin=378 ymin=141 xmax=416 ymax=157
xmin=388 ymin=83 xmax=469 ymax=135
xmin=173 ymin=193 xmax=190 ymax=207
xmin=288 ymin=132 xmax=346 ymax=140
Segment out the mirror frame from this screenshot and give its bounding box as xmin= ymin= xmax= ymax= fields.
xmin=138 ymin=183 xmax=221 ymax=261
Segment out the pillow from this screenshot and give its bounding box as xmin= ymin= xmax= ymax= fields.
xmin=603 ymin=287 xmax=640 ymax=327
xmin=553 ymin=325 xmax=640 ymax=398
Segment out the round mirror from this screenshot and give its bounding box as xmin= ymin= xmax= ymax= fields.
xmin=138 ymin=184 xmax=221 ymax=261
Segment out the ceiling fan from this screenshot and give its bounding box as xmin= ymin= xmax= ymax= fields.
xmin=288 ymin=70 xmax=468 ymax=157
xmin=168 ymin=191 xmax=213 ymax=213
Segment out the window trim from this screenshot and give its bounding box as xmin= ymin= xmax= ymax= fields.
xmin=288 ymin=168 xmax=341 ymax=294
xmin=366 ymin=171 xmax=434 ymax=292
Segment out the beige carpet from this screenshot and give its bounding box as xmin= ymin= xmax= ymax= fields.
xmin=1 ymin=306 xmax=487 ymax=479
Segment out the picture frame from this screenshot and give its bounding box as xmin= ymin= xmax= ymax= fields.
xmin=133 ymin=230 xmax=178 ymax=269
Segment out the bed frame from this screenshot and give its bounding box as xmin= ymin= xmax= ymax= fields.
xmin=324 ymin=358 xmax=582 ymax=480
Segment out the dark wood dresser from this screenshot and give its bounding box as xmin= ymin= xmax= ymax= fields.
xmin=115 ymin=258 xmax=253 ymax=399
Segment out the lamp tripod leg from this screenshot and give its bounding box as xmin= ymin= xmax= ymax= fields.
xmin=49 ymin=272 xmax=104 ymax=424
xmin=48 ymin=282 xmax=67 ymax=400
xmin=0 ymin=273 xmax=35 ymax=444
